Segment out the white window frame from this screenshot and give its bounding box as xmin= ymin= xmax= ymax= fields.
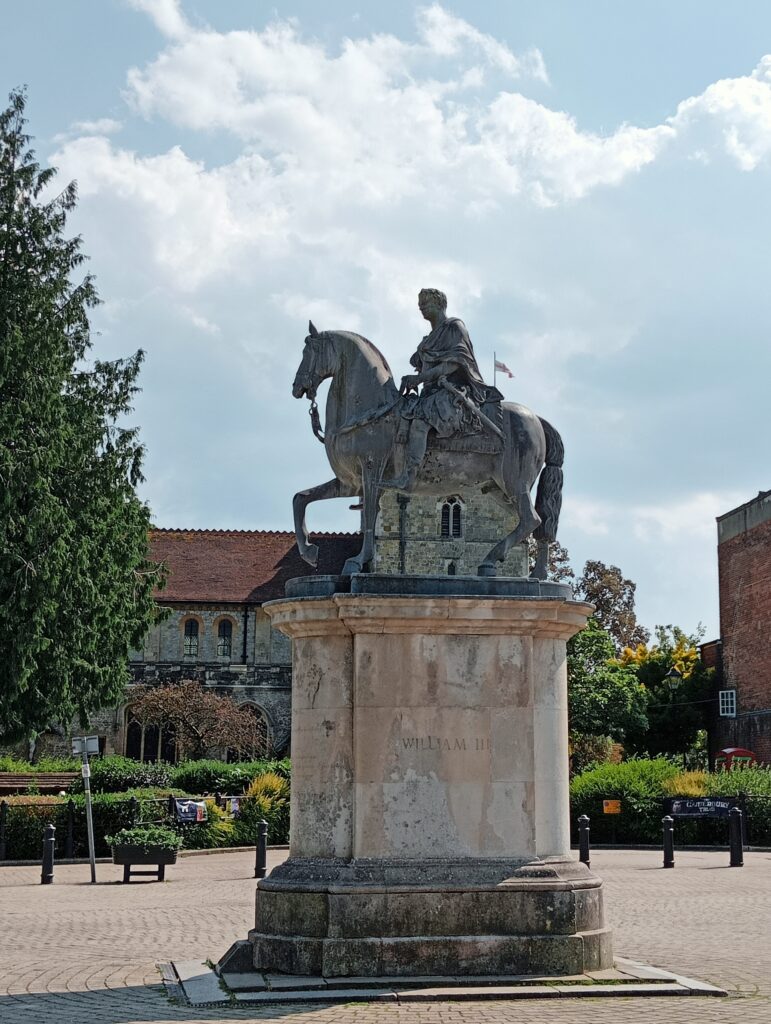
xmin=718 ymin=689 xmax=737 ymax=718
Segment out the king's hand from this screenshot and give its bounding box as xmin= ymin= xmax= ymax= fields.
xmin=400 ymin=374 xmax=421 ymax=395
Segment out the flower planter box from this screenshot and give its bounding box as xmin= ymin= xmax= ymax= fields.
xmin=112 ymin=844 xmax=178 ymax=883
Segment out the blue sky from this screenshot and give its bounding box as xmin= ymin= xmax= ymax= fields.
xmin=4 ymin=0 xmax=771 ymax=640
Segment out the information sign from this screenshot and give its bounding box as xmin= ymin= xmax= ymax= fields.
xmin=603 ymin=799 xmax=622 ymax=815
xmin=667 ymin=797 xmax=736 ymax=818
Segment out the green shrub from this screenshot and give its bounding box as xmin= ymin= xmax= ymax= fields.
xmin=169 ymin=758 xmax=290 ymax=795
xmin=34 ymin=756 xmax=80 ymax=771
xmin=233 ymin=772 xmax=291 ymax=846
xmin=69 ymin=756 xmax=172 ymax=793
xmin=0 ymin=755 xmax=32 ymax=772
xmin=105 ymin=824 xmax=182 ymax=852
xmin=570 ymin=758 xmax=679 ymax=843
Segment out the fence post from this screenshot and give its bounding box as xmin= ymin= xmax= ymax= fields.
xmin=41 ymin=823 xmax=56 ymax=885
xmin=255 ymin=819 xmax=268 ymax=879
xmin=662 ymin=815 xmax=675 ymax=868
xmin=167 ymin=793 xmax=176 ymax=819
xmin=0 ymin=800 xmax=7 ymax=861
xmin=65 ymin=799 xmax=75 ymax=858
xmin=128 ymin=796 xmax=139 ymax=827
xmin=214 ymin=791 xmax=222 ymax=809
xmin=578 ymin=815 xmax=591 ymax=868
xmin=729 ymin=807 xmax=744 ymax=867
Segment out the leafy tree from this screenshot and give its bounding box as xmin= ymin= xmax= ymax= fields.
xmin=615 ymin=625 xmax=712 ymax=757
xmin=0 ymin=89 xmax=163 ymax=741
xmin=567 ymin=617 xmax=648 ymax=749
xmin=129 ymin=681 xmax=270 ymax=761
xmin=576 ymin=560 xmax=650 ymax=651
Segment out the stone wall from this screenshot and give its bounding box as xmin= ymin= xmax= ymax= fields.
xmin=373 ymin=491 xmax=528 ymax=577
xmin=714 ymin=492 xmax=771 ymax=763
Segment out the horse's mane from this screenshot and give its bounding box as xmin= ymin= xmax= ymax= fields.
xmin=330 ymin=330 xmax=394 ymax=379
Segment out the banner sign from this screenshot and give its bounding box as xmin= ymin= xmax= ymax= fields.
xmin=665 ymin=797 xmax=737 ymax=818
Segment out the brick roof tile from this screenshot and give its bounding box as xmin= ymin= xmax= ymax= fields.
xmin=149 ymin=529 xmax=361 ymax=604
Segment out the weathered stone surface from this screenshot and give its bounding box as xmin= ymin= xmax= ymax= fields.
xmin=251 ymin=589 xmax=612 ymax=977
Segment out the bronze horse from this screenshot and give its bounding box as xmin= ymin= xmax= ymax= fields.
xmin=291 ymin=324 xmax=563 ymax=578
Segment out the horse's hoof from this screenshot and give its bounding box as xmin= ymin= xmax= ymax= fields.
xmin=477 ymin=562 xmax=497 ymax=578
xmin=302 ymin=544 xmax=319 ymax=568
xmin=342 ymin=557 xmax=362 ymax=576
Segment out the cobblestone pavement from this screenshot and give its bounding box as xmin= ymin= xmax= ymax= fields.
xmin=1 ymin=848 xmax=769 ymax=1023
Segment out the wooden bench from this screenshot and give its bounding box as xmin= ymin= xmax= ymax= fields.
xmin=0 ymin=772 xmax=79 ymax=795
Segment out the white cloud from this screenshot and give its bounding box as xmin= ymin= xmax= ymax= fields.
xmin=631 ymin=491 xmax=745 ymax=543
xmin=71 ymin=117 xmax=122 ymax=135
xmin=126 ymin=0 xmax=188 ymax=40
xmin=670 ymin=54 xmax=771 ymax=170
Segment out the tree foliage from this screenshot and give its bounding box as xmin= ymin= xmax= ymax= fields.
xmin=615 ymin=625 xmax=712 ymax=757
xmin=527 ymin=538 xmax=575 ymax=582
xmin=567 ymin=617 xmax=648 ymax=745
xmin=129 ymin=681 xmax=270 ymax=761
xmin=576 ymin=560 xmax=650 ymax=651
xmin=0 ymin=89 xmax=163 ymax=740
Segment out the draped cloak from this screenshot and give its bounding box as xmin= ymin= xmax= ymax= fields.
xmin=407 ymin=318 xmax=487 ymax=437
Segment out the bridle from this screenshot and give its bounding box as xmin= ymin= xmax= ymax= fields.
xmin=301 ymin=336 xmax=326 ymax=444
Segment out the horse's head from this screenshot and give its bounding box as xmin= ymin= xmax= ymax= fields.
xmin=292 ymin=320 xmax=332 ymax=400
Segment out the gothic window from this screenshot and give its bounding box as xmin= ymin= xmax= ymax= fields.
xmin=124 ymin=708 xmax=176 ymax=763
xmin=440 ymin=497 xmax=463 ymax=538
xmin=446 ymin=561 xmax=457 ymax=576
xmin=183 ymin=618 xmax=199 ymax=658
xmin=217 ymin=619 xmax=233 ymax=658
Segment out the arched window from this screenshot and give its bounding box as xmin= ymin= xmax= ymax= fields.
xmin=124 ymin=707 xmax=176 ymax=763
xmin=183 ymin=618 xmax=199 ymax=658
xmin=440 ymin=497 xmax=463 ymax=538
xmin=217 ymin=619 xmax=233 ymax=658
xmin=447 ymin=560 xmax=457 ymax=576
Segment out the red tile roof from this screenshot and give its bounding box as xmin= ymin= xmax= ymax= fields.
xmin=149 ymin=529 xmax=362 ymax=604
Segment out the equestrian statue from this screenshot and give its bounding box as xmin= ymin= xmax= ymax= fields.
xmin=291 ymin=288 xmax=563 ymax=579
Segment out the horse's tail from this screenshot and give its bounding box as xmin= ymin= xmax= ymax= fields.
xmin=534 ymin=417 xmax=564 ymax=543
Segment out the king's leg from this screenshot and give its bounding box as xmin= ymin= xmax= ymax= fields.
xmin=380 ymin=419 xmax=430 ymax=490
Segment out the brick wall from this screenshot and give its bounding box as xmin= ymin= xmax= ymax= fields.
xmin=714 ymin=492 xmax=771 ymax=763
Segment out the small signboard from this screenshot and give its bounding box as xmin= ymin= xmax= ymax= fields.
xmin=72 ymin=735 xmax=100 ymax=756
xmin=667 ymin=797 xmax=736 ymax=818
xmin=174 ymin=799 xmax=208 ymax=823
xmin=603 ymin=799 xmax=622 ymax=815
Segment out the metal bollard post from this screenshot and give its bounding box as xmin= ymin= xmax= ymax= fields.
xmin=65 ymin=799 xmax=75 ymax=858
xmin=41 ymin=823 xmax=56 ymax=884
xmin=578 ymin=815 xmax=591 ymax=868
xmin=729 ymin=807 xmax=744 ymax=867
xmin=0 ymin=800 xmax=7 ymax=861
xmin=662 ymin=815 xmax=675 ymax=868
xmin=255 ymin=819 xmax=268 ymax=879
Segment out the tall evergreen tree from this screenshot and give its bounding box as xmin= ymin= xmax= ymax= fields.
xmin=0 ymin=89 xmax=163 ymax=742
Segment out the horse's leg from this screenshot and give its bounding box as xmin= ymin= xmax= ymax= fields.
xmin=531 ymin=539 xmax=550 ymax=580
xmin=293 ymin=477 xmax=357 ymax=567
xmin=342 ymin=464 xmax=383 ymax=575
xmin=478 ymin=486 xmax=541 ymax=577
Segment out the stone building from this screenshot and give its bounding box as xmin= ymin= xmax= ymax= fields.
xmin=705 ymin=489 xmax=771 ymax=763
xmin=123 ymin=530 xmax=361 ymax=759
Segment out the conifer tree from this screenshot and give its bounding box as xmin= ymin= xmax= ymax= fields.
xmin=0 ymin=89 xmax=163 ymax=742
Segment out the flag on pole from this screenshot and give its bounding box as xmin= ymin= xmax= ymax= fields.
xmin=494 ymin=359 xmax=514 ymax=379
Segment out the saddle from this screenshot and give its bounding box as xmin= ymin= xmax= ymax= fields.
xmin=395 ymin=386 xmax=505 ymax=456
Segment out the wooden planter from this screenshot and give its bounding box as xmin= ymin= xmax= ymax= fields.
xmin=112 ymin=844 xmax=178 ymax=882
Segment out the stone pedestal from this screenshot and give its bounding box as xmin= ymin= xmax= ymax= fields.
xmin=250 ymin=575 xmax=612 ymax=977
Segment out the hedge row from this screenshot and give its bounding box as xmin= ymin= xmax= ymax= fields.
xmin=1 ymin=783 xmax=291 ymax=860
xmin=65 ymin=756 xmax=291 ymax=795
xmin=570 ymin=762 xmax=771 ymax=845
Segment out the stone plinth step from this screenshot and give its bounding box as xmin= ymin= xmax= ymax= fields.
xmin=166 ymin=961 xmax=727 ymax=1006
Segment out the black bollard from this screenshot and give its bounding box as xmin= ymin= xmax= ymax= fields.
xmin=578 ymin=814 xmax=591 ymax=868
xmin=729 ymin=807 xmax=744 ymax=867
xmin=255 ymin=819 xmax=268 ymax=879
xmin=41 ymin=823 xmax=56 ymax=884
xmin=662 ymin=815 xmax=675 ymax=868
xmin=0 ymin=800 xmax=7 ymax=861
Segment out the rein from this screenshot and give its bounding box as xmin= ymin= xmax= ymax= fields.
xmin=307 ymin=392 xmax=402 ymax=444
xmin=309 ymin=397 xmax=325 ymax=444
